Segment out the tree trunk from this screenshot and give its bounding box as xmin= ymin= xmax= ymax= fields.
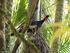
xmin=31 ymin=31 xmax=50 ymax=53
xmin=0 ymin=0 xmax=6 ymax=53
xmin=68 ymin=0 xmax=70 ymax=13
xmin=67 ymin=0 xmax=70 ymax=27
xmin=5 ymin=0 xmax=13 ymax=53
xmin=50 ymin=0 xmax=64 ymax=53
xmin=0 ymin=18 xmax=6 ymax=53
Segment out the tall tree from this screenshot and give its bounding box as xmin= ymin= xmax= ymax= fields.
xmin=68 ymin=0 xmax=70 ymax=13
xmin=50 ymin=0 xmax=64 ymax=53
xmin=67 ymin=0 xmax=70 ymax=27
xmin=0 ymin=0 xmax=6 ymax=53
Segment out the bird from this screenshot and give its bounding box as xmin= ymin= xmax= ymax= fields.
xmin=27 ymin=15 xmax=49 ymax=33
xmin=10 ymin=15 xmax=49 ymax=36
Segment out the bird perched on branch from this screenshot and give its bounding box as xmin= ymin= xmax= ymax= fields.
xmin=10 ymin=15 xmax=49 ymax=36
xmin=27 ymin=15 xmax=49 ymax=33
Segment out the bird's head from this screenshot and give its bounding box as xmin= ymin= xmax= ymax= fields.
xmin=44 ymin=15 xmax=49 ymax=21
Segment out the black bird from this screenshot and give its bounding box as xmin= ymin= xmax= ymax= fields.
xmin=27 ymin=15 xmax=49 ymax=33
xmin=10 ymin=15 xmax=49 ymax=36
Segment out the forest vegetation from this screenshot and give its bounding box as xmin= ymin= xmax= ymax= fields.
xmin=0 ymin=0 xmax=70 ymax=53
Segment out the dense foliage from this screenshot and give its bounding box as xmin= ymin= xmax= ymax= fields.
xmin=5 ymin=0 xmax=70 ymax=53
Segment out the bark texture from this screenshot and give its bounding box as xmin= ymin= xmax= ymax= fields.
xmin=0 ymin=0 xmax=6 ymax=53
